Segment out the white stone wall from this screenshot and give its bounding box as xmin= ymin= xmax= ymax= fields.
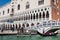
xmin=0 ymin=0 xmax=52 ymax=27
xmin=15 ymin=0 xmax=51 ymax=13
xmin=0 ymin=0 xmax=51 ymax=16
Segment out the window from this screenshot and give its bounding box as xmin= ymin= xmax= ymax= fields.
xmin=46 ymin=11 xmax=49 ymax=18
xmin=22 ymin=24 xmax=25 ymax=27
xmin=13 ymin=24 xmax=14 ymax=27
xmin=26 ymin=23 xmax=29 ymax=27
xmin=35 ymin=10 xmax=37 ymax=12
xmin=19 ymin=24 xmax=21 ymax=28
xmin=27 ymin=15 xmax=29 ymax=20
xmin=36 ymin=13 xmax=38 ymax=19
xmin=52 ymin=0 xmax=57 ymax=6
xmin=3 ymin=11 xmax=5 ymax=15
xmin=28 ymin=15 xmax=30 ymax=20
xmin=26 ymin=2 xmax=30 ymax=9
xmin=20 ymin=17 xmax=23 ymax=20
xmin=32 ymin=11 xmax=34 ymax=13
xmin=29 ymin=15 xmax=30 ymax=20
xmin=7 ymin=24 xmax=9 ymax=29
xmin=12 ymin=2 xmax=14 ymax=4
xmin=16 ymin=24 xmax=17 ymax=29
xmin=43 ymin=12 xmax=45 ymax=18
xmin=31 ymin=23 xmax=34 ymax=26
xmin=26 ymin=5 xmax=30 ymax=9
xmin=5 ymin=25 xmax=7 ymax=29
xmin=8 ymin=9 xmax=9 ymax=13
xmin=18 ymin=4 xmax=20 ymax=10
xmin=41 ymin=9 xmax=43 ymax=11
xmin=53 ymin=0 xmax=57 ymax=5
xmin=33 ymin=14 xmax=35 ymax=19
xmin=52 ymin=0 xmax=57 ymax=2
xmin=26 ymin=15 xmax=27 ymax=20
xmin=31 ymin=14 xmax=32 ymax=20
xmin=45 ymin=8 xmax=47 ymax=11
xmin=30 ymin=11 xmax=31 ymax=13
xmin=13 ymin=24 xmax=14 ymax=29
xmin=12 ymin=8 xmax=14 ymax=13
xmin=52 ymin=0 xmax=54 ymax=2
xmin=38 ymin=0 xmax=44 ymax=5
xmin=24 ymin=16 xmax=25 ymax=20
xmin=39 ymin=12 xmax=41 ymax=18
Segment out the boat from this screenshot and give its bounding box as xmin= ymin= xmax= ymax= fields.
xmin=37 ymin=31 xmax=58 ymax=36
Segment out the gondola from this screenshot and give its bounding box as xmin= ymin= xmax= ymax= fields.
xmin=37 ymin=31 xmax=58 ymax=36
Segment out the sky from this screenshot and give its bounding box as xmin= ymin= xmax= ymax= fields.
xmin=0 ymin=0 xmax=11 ymax=7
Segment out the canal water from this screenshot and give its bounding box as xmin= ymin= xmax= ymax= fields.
xmin=0 ymin=35 xmax=60 ymax=40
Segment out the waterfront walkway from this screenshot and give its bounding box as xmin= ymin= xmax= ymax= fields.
xmin=0 ymin=21 xmax=60 ymax=35
xmin=0 ymin=30 xmax=17 ymax=35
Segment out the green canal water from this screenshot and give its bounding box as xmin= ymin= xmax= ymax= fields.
xmin=0 ymin=35 xmax=60 ymax=40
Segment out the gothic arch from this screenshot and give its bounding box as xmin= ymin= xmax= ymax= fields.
xmin=36 ymin=13 xmax=38 ymax=19
xmin=46 ymin=11 xmax=49 ymax=18
xmin=39 ymin=12 xmax=41 ymax=18
xmin=19 ymin=24 xmax=21 ymax=28
xmin=31 ymin=23 xmax=34 ymax=26
xmin=43 ymin=12 xmax=45 ymax=18
xmin=22 ymin=24 xmax=25 ymax=27
xmin=33 ymin=13 xmax=35 ymax=19
xmin=26 ymin=23 xmax=29 ymax=27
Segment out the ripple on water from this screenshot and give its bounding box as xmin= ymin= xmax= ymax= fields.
xmin=0 ymin=35 xmax=60 ymax=40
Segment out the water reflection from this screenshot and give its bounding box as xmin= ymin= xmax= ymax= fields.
xmin=0 ymin=35 xmax=60 ymax=40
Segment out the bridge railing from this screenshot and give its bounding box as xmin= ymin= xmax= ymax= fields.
xmin=38 ymin=21 xmax=60 ymax=27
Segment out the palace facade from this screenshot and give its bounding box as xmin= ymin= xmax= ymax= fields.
xmin=0 ymin=0 xmax=60 ymax=29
